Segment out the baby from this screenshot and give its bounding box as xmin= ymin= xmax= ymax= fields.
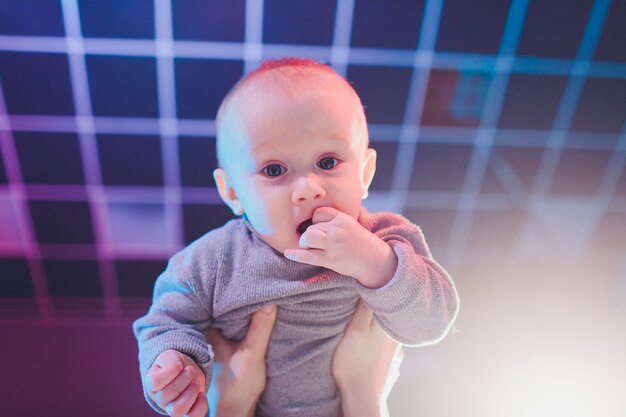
xmin=133 ymin=58 xmax=459 ymax=417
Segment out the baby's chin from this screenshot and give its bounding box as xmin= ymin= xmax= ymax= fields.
xmin=279 ymin=235 xmax=303 ymax=254
xmin=253 ymin=230 xmax=299 ymax=255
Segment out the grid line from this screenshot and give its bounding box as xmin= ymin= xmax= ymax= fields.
xmin=330 ymin=0 xmax=355 ymax=76
xmin=515 ymin=0 xmax=613 ymax=258
xmin=576 ymin=122 xmax=626 ymax=254
xmin=0 ymin=81 xmax=53 ymax=318
xmin=2 ymin=184 xmax=624 ymax=212
xmin=155 ymin=0 xmax=184 ymax=255
xmin=444 ymin=0 xmax=529 ymax=267
xmin=244 ymin=0 xmax=264 ymax=73
xmin=60 ymin=0 xmax=121 ymax=321
xmin=3 ymin=114 xmax=622 ymax=149
xmin=389 ymin=0 xmax=445 ymax=214
xmin=2 ymin=36 xmax=626 ymax=78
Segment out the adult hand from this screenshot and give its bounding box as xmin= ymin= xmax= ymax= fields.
xmin=208 ymin=300 xmax=401 ymax=417
xmin=207 ymin=304 xmax=278 ymax=417
xmin=333 ymin=300 xmax=404 ymax=417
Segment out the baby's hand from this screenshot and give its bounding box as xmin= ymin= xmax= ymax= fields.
xmin=146 ymin=349 xmax=207 ymax=417
xmin=284 ymin=207 xmax=397 ymax=288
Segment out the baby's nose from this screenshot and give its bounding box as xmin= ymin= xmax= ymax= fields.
xmin=291 ymin=176 xmax=326 ymax=204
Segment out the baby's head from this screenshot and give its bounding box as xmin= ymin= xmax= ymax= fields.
xmin=213 ymin=58 xmax=377 ymax=253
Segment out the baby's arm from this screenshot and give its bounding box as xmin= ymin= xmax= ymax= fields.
xmin=285 ymin=207 xmax=459 ymax=346
xmin=133 ymin=245 xmax=217 ymax=414
xmin=355 ymin=212 xmax=460 ymax=346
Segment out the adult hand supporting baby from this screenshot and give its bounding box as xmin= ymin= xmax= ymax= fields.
xmin=207 ymin=304 xmax=278 ymax=417
xmin=209 ymin=300 xmax=401 ymax=417
xmin=284 ymin=207 xmax=398 ymax=289
xmin=333 ymin=300 xmax=403 ymax=417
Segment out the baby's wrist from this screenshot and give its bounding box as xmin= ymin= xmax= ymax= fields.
xmin=354 ymin=242 xmax=397 ymax=289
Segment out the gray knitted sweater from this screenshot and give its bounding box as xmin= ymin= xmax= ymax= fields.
xmin=133 ymin=208 xmax=459 ymax=417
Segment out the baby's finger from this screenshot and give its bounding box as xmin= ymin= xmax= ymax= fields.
xmin=147 ymin=362 xmax=183 ymax=392
xmin=187 ymin=390 xmax=208 ymax=417
xmin=298 ymin=228 xmax=327 ymax=250
xmin=284 ymin=248 xmax=326 ymax=268
xmin=312 ymin=206 xmax=340 ymax=224
xmin=165 ymin=381 xmax=200 ymax=417
xmin=156 ymin=366 xmax=195 ymax=407
xmin=154 ymin=349 xmax=185 ymax=368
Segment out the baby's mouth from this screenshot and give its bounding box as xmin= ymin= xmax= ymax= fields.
xmin=296 ymin=218 xmax=313 ymax=236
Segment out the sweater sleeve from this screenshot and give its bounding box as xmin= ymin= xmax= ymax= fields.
xmin=132 ymin=240 xmax=218 ymax=415
xmin=354 ymin=211 xmax=459 ymax=347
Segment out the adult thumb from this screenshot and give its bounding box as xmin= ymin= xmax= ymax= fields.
xmin=346 ymin=299 xmax=374 ymax=332
xmin=241 ymin=305 xmax=278 ymax=351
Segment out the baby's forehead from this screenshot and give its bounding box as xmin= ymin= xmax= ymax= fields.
xmin=217 ymin=65 xmax=368 ymax=168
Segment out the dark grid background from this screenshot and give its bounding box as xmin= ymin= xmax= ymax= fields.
xmin=1 ymin=1 xmax=625 ymax=416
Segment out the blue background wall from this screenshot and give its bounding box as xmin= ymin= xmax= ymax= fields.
xmin=1 ymin=0 xmax=625 ymax=416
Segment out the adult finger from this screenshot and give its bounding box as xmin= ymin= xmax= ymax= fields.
xmin=298 ymin=228 xmax=327 ymax=250
xmin=207 ymin=328 xmax=231 ymax=362
xmin=166 ymin=381 xmax=200 ymax=417
xmin=372 ymin=321 xmax=402 ymax=374
xmin=345 ymin=299 xmax=374 ymax=333
xmin=393 ymin=346 xmax=405 ymax=368
xmin=241 ymin=304 xmax=278 ymax=351
xmin=385 ymin=345 xmax=405 ymax=390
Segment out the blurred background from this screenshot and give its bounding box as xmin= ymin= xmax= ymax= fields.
xmin=1 ymin=0 xmax=625 ymax=416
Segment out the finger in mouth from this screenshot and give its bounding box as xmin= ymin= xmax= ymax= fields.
xmin=297 ymin=218 xmax=313 ymax=236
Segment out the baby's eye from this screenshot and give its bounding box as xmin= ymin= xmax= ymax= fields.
xmin=262 ymin=164 xmax=286 ymax=177
xmin=318 ymin=157 xmax=338 ymax=170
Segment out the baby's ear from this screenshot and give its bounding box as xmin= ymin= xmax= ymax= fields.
xmin=361 ymin=148 xmax=377 ymax=199
xmin=213 ymin=168 xmax=244 ymax=216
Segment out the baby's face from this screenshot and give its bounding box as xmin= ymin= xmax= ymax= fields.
xmin=216 ymin=79 xmax=375 ymax=254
